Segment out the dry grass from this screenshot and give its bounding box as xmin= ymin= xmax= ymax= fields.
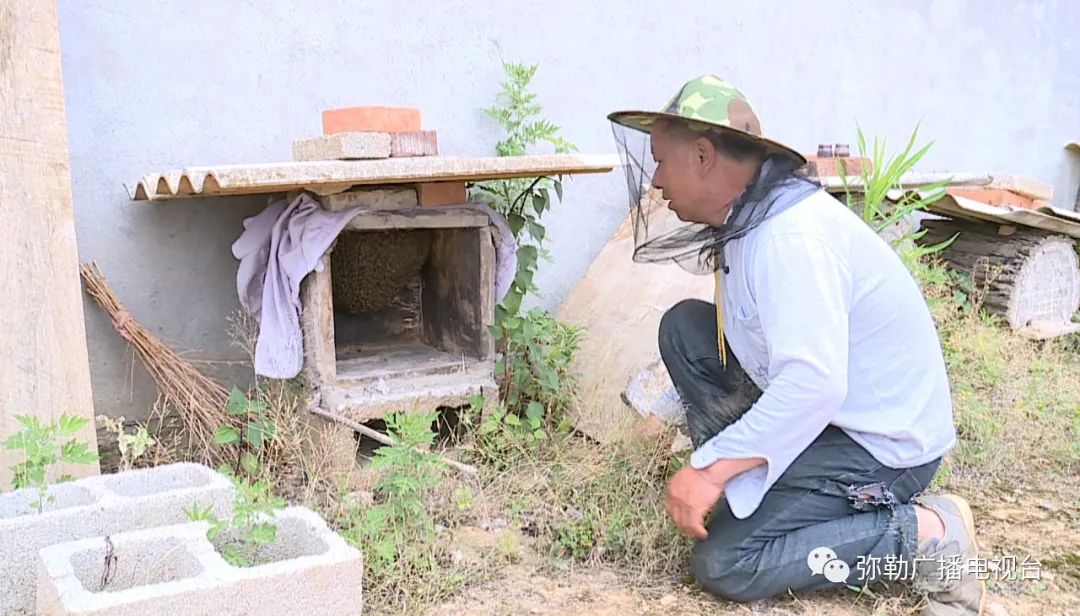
xmin=222 ymin=310 xmax=343 ymax=506
xmin=927 ymin=277 xmax=1080 ymax=493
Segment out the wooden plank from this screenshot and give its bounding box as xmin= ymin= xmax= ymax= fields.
xmin=0 ymin=0 xmax=100 ymax=487
xmin=344 ymin=206 xmax=487 ymax=231
xmin=129 ymin=154 xmax=620 ymax=201
xmin=983 ymin=174 xmax=1054 ymax=201
xmin=819 ymin=171 xmax=995 ymax=192
xmin=926 ymin=194 xmax=1080 ymax=239
xmin=477 ymin=227 xmax=496 ymax=360
xmin=336 ymin=344 xmax=475 ymax=384
xmin=947 ymin=187 xmax=1036 ymax=210
xmin=421 ymin=229 xmax=488 ymax=358
xmin=300 ymin=256 xmax=337 ymax=391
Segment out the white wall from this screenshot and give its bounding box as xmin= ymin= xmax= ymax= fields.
xmin=56 ymin=0 xmax=1080 ymax=420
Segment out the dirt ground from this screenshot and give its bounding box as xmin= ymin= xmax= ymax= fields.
xmin=427 ymin=480 xmax=1079 ymax=616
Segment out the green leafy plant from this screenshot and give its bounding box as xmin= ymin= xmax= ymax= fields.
xmin=472 ymin=308 xmax=583 ymax=461
xmin=461 ymin=60 xmax=586 ymax=460
xmin=184 ymin=469 xmax=286 ymax=567
xmin=213 ymin=386 xmax=276 ymax=477
xmin=96 ymin=415 xmax=155 ymax=472
xmin=839 ymin=123 xmax=957 ymax=273
xmin=4 ymin=413 xmax=99 ymax=513
xmin=338 ymin=410 xmax=447 ymax=582
xmin=470 ymin=61 xmax=578 ymax=321
xmin=552 ymin=511 xmax=599 ymax=560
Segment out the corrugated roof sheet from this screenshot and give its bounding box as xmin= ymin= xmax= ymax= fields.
xmin=128 ymin=154 xmax=621 ymax=201
xmin=924 ymin=194 xmax=1080 ymax=239
xmin=823 ymin=171 xmax=1080 ymax=238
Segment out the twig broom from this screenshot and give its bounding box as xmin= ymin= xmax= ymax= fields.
xmin=80 ymin=261 xmax=230 ymax=466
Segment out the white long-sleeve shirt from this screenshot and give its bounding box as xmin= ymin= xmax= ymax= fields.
xmin=689 ymin=188 xmax=957 ymax=519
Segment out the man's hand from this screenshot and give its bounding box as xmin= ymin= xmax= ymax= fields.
xmin=665 ymin=457 xmax=766 ymax=539
xmin=665 ymin=465 xmax=725 ymax=539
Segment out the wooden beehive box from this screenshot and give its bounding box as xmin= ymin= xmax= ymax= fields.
xmin=300 ymin=187 xmax=500 ymax=423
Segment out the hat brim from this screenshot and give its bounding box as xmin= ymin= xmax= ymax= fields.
xmin=607 ymin=110 xmax=807 ymax=166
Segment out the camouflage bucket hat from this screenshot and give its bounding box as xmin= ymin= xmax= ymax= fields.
xmin=607 ymin=74 xmax=806 ymax=165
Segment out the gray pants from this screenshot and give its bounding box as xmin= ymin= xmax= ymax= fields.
xmin=658 ymin=299 xmax=940 ymax=602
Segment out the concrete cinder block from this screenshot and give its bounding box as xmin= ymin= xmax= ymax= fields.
xmin=292 ymin=132 xmax=392 ymax=161
xmin=0 ymin=462 xmax=234 ymax=615
xmin=37 ymin=507 xmax=364 ymax=616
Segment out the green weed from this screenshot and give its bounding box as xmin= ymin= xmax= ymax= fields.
xmin=4 ymin=413 xmax=99 ymax=513
xmin=470 ymin=60 xmax=578 ymax=321
xmin=337 ymin=410 xmax=473 ymax=610
xmin=213 ymin=386 xmax=277 ymax=477
xmin=96 ymin=414 xmax=155 ymax=472
xmin=184 ymin=468 xmax=286 ymax=567
xmin=839 ymin=122 xmax=956 ymax=272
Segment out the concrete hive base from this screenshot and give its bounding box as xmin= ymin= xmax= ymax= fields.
xmin=0 ymin=462 xmax=235 ymax=615
xmin=36 ymin=507 xmax=364 ymax=616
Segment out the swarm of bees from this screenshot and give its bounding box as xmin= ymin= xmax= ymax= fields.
xmin=331 ymin=229 xmax=434 ymax=313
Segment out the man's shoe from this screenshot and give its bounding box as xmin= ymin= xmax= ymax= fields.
xmin=912 ymin=494 xmax=987 ymax=615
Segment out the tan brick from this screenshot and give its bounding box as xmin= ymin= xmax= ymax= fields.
xmin=292 ymin=132 xmax=391 ymax=161
xmin=322 ymin=106 xmax=421 ymax=134
xmin=389 ymin=130 xmax=439 ymax=157
xmin=318 ymin=187 xmax=418 ymax=210
xmin=417 ymin=181 xmax=467 ymax=207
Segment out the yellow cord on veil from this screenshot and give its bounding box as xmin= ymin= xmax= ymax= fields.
xmin=714 ymin=268 xmax=726 ymax=368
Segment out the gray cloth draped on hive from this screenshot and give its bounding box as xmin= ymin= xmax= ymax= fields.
xmin=231 ymin=191 xmax=518 ymax=379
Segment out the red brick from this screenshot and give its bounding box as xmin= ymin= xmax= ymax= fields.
xmin=389 ymin=130 xmax=439 ymax=157
xmin=322 ymin=106 xmax=421 ymax=135
xmin=947 ymin=188 xmax=1036 ymax=210
xmin=417 ymin=182 xmax=467 ymax=207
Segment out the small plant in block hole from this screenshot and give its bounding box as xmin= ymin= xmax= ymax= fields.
xmin=4 ymin=413 xmax=99 ymax=513
xmin=213 ymin=386 xmax=276 ymax=477
xmin=185 ymin=386 xmax=286 ymax=567
xmin=184 ymin=467 xmax=286 ymax=568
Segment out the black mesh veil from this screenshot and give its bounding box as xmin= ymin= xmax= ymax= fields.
xmin=611 ymin=121 xmax=820 ymax=276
